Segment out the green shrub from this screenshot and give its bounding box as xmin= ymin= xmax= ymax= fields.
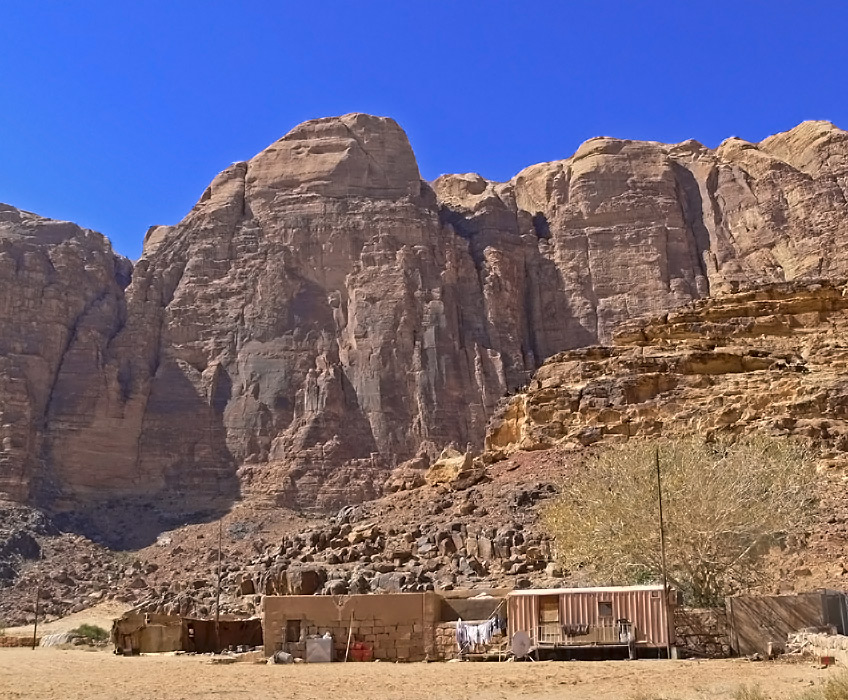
xmin=70 ymin=623 xmax=109 ymax=642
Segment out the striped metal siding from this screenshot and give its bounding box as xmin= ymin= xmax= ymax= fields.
xmin=507 ymin=594 xmax=539 ymax=644
xmin=508 ymin=589 xmax=672 ymax=647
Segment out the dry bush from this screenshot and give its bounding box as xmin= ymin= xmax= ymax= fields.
xmin=794 ymin=672 xmax=848 ymax=700
xmin=629 ymin=692 xmax=680 ymax=700
xmin=734 ymin=685 xmax=771 ymax=700
xmin=543 ymin=436 xmax=816 ymax=605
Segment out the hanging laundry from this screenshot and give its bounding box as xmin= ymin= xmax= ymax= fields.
xmin=456 ymin=617 xmax=503 ymax=649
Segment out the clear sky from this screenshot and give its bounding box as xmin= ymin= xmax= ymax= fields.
xmin=2 ymin=1 xmax=847 ymax=259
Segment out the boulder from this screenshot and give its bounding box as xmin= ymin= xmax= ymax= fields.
xmin=545 ymin=562 xmax=564 ymax=578
xmin=425 ymin=448 xmax=485 ymax=490
xmin=383 ymin=468 xmax=426 ymax=494
xmin=286 ymin=568 xmax=324 ymax=595
xmin=323 ymin=579 xmax=349 ymax=595
xmin=374 ymin=572 xmax=405 ymax=592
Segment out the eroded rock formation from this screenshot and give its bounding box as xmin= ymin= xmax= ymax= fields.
xmin=0 ymin=205 xmax=131 ymax=504
xmin=1 ymin=115 xmax=848 ymax=518
xmin=485 ymin=280 xmax=848 ymax=466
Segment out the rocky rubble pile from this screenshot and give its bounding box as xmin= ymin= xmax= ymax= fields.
xmin=132 ymin=480 xmax=563 ymax=619
xmin=0 ymin=522 xmax=158 ymax=626
xmin=0 ymin=466 xmax=566 ymax=626
xmin=0 ymin=503 xmax=52 ymax=584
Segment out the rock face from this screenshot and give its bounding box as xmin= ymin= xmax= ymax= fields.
xmin=2 ymin=115 xmax=848 ymax=518
xmin=0 ymin=205 xmax=131 ymax=504
xmin=485 ymin=281 xmax=848 ymax=465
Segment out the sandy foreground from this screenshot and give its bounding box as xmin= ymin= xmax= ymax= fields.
xmin=0 ymin=648 xmax=839 ymax=700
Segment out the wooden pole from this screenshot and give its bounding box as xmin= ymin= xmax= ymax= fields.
xmin=31 ymin=582 xmax=40 ymax=650
xmin=655 ymin=446 xmax=674 ymax=659
xmin=215 ymin=520 xmax=222 ymax=652
xmin=344 ymin=612 xmax=354 ymax=662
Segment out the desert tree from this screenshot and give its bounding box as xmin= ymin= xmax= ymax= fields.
xmin=543 ymin=436 xmax=816 ymax=606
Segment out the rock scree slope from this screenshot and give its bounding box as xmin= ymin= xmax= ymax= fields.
xmin=1 ymin=114 xmax=848 ymax=528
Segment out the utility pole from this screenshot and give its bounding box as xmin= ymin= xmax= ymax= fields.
xmin=215 ymin=520 xmax=222 ymax=653
xmin=655 ymin=446 xmax=673 ymax=659
xmin=31 ymin=581 xmax=40 ymax=650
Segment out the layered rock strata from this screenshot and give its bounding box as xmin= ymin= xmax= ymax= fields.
xmin=1 ymin=116 xmax=848 ymax=515
xmin=0 ymin=205 xmax=131 ymax=503
xmin=485 ymin=281 xmax=848 ymax=464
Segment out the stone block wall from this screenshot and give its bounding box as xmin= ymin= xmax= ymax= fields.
xmin=0 ymin=635 xmax=38 ymax=647
xmin=787 ymin=632 xmax=848 ymax=666
xmin=434 ymin=622 xmax=458 ymax=660
xmin=281 ymin=621 xmax=427 ymax=661
xmin=675 ymin=607 xmax=730 ymax=658
xmin=263 ymin=593 xmax=439 ymax=662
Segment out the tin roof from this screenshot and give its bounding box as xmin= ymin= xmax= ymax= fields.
xmin=508 ymin=584 xmax=666 ymax=597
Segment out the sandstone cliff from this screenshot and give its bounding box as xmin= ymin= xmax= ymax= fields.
xmin=8 ymin=281 xmax=848 ymax=621
xmin=485 ymin=280 xmax=848 ymax=466
xmin=0 ymin=205 xmax=131 ymax=504
xmin=2 ymin=115 xmax=848 ymax=520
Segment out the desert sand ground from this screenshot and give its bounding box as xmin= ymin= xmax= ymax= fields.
xmin=0 ymin=648 xmax=838 ymax=700
xmin=3 ymin=601 xmax=130 ymax=638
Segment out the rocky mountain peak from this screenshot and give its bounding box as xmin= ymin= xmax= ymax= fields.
xmin=245 ymin=112 xmax=422 ymax=200
xmin=2 ymin=116 xmax=848 ymax=538
xmin=759 ymin=119 xmax=848 ymax=177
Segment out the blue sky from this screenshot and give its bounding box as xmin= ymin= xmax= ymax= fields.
xmin=1 ymin=1 xmax=847 ymax=259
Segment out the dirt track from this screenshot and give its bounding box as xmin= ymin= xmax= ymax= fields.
xmin=0 ymin=648 xmax=838 ymax=700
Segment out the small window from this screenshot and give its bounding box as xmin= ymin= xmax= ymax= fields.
xmin=285 ymin=619 xmax=302 ymax=643
xmin=598 ymin=601 xmax=613 ymax=618
xmin=650 ymin=590 xmax=660 ymax=599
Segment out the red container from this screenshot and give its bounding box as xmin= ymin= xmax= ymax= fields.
xmin=350 ymin=642 xmax=373 ymax=662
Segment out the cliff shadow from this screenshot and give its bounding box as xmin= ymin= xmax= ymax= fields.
xmin=52 ymin=359 xmax=242 ymax=550
xmin=523 ymin=240 xmax=599 ymax=360
xmin=670 ymin=161 xmax=713 ymax=294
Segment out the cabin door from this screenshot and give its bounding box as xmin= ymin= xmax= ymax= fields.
xmin=539 ymin=595 xmax=560 ymax=643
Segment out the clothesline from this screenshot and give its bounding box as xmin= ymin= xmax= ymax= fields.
xmin=455 ymin=599 xmax=507 ymax=651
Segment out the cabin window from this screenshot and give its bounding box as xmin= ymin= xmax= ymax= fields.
xmin=598 ymin=601 xmax=613 ymax=618
xmin=285 ymin=619 xmax=302 ymax=643
xmin=650 ymin=590 xmax=660 ymax=599
xmin=539 ymin=596 xmax=560 ymax=622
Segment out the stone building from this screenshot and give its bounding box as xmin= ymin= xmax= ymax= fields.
xmin=263 ymin=590 xmax=507 ymax=662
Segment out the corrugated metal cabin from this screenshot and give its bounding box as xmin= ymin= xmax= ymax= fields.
xmin=507 ymin=585 xmax=675 ymax=655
